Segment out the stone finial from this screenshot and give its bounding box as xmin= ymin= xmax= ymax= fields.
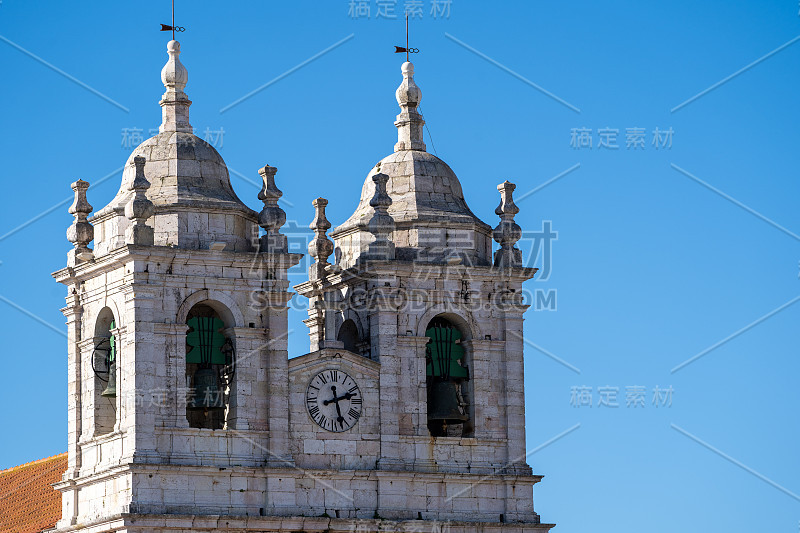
xmin=124 ymin=156 xmax=156 ymax=245
xmin=365 ymin=172 xmax=396 ymax=260
xmin=394 ymin=61 xmax=426 ymax=152
xmin=308 ymin=198 xmax=334 ymax=279
xmin=492 ymin=180 xmax=522 ymax=268
xmin=66 ymin=179 xmax=94 ymax=263
xmin=257 ymin=165 xmax=287 ymax=253
xmin=159 ymin=40 xmax=192 ymax=134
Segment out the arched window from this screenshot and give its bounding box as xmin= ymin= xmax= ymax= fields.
xmin=337 ymin=319 xmax=360 ymax=354
xmin=425 ymin=317 xmax=470 ymax=437
xmin=92 ymin=308 xmax=117 ymax=435
xmin=185 ymin=304 xmax=235 ymax=429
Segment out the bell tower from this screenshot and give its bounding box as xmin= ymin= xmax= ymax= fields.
xmin=50 ymin=28 xmax=554 ymax=533
xmin=52 ymin=39 xmax=300 ymax=527
xmin=292 ymin=60 xmax=551 ymax=525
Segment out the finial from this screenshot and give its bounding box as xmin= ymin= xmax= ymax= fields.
xmin=308 ymin=198 xmax=334 ymax=280
xmin=394 ymin=61 xmax=426 ymax=152
xmin=159 ymin=40 xmax=192 ymax=133
xmin=66 ymin=179 xmax=94 ymax=263
xmin=257 ymin=165 xmax=287 ymax=253
xmin=492 ymin=181 xmax=523 ymax=268
xmin=125 ymin=156 xmax=156 ymax=245
xmin=365 ymin=172 xmax=396 ymax=260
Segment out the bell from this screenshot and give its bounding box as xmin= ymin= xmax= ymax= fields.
xmin=101 ymin=361 xmax=117 ymax=397
xmin=188 ymin=367 xmax=224 ymax=410
xmin=427 ymin=380 xmax=467 ymax=423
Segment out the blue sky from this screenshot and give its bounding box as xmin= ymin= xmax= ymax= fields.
xmin=1 ymin=1 xmax=800 ymax=531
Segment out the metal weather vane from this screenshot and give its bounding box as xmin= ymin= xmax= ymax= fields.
xmin=160 ymin=0 xmax=186 ymax=40
xmin=394 ymin=13 xmax=419 ymax=62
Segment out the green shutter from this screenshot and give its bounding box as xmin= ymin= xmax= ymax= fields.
xmin=108 ymin=320 xmax=116 ymax=363
xmin=425 ymin=325 xmax=468 ymax=379
xmin=186 ymin=317 xmax=226 ymax=365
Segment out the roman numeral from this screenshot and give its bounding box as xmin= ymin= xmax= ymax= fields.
xmin=318 ymin=374 xmax=328 ymax=384
xmin=329 ymin=370 xmax=338 ymax=382
xmin=319 ymin=415 xmax=327 ymax=427
xmin=348 ymin=385 xmax=358 ymax=394
xmin=309 ymin=406 xmax=319 ymax=417
xmin=306 ymin=396 xmax=317 ymax=403
xmin=309 ymin=385 xmax=319 ymax=392
xmin=350 ymin=397 xmax=362 ymax=405
xmin=348 ymin=408 xmax=360 ymax=420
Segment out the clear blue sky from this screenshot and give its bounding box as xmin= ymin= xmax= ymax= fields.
xmin=1 ymin=1 xmax=799 ymax=531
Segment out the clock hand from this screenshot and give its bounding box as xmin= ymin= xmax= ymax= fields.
xmin=323 ymin=385 xmax=337 ymax=406
xmin=327 ymin=385 xmax=345 ymax=425
xmin=323 ymin=389 xmax=357 ymax=405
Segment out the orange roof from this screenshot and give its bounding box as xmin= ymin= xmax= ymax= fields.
xmin=0 ymin=453 xmax=66 ymax=533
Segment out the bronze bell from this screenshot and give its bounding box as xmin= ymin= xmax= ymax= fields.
xmin=427 ymin=380 xmax=467 ymax=423
xmin=101 ymin=361 xmax=117 ymax=398
xmin=188 ymin=367 xmax=224 ymax=410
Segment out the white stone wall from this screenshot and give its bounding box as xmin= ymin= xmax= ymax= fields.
xmin=54 ymin=233 xmax=547 ymax=530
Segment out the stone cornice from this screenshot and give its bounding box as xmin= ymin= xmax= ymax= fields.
xmin=53 ymin=244 xmax=302 ymax=285
xmin=51 ymin=514 xmax=554 ymax=533
xmin=289 ymin=348 xmax=381 ymax=376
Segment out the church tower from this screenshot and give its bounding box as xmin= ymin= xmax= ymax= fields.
xmin=51 ymin=35 xmax=553 ymax=533
xmin=291 ymin=60 xmax=550 ymax=526
xmin=52 ymin=39 xmax=301 ymax=527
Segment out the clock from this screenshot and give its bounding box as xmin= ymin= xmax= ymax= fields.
xmin=305 ymin=368 xmax=362 ymax=432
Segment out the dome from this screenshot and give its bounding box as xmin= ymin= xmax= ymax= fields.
xmin=90 ymin=41 xmax=257 ymax=255
xmin=331 ymin=62 xmax=492 ymax=268
xmin=336 ymin=149 xmax=487 ymax=230
xmin=96 ymin=131 xmax=254 ymax=216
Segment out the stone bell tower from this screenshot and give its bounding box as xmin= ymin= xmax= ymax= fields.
xmin=52 ymin=39 xmax=300 ymax=528
xmin=50 ymin=32 xmax=554 ymax=533
xmin=292 ymin=60 xmax=552 ymax=527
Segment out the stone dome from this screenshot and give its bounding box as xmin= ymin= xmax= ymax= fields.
xmin=336 ymin=149 xmax=487 ymax=230
xmin=331 ymin=62 xmax=492 ymax=268
xmin=90 ymin=41 xmax=257 ymax=255
xmin=96 ymin=131 xmax=254 ymax=217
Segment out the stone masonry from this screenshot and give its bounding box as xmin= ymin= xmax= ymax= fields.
xmin=51 ymin=38 xmax=554 ymax=533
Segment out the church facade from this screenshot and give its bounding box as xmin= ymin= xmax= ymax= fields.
xmin=50 ymin=38 xmax=553 ymax=533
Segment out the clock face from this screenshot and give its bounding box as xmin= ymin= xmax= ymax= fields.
xmin=305 ymin=369 xmax=362 ymax=432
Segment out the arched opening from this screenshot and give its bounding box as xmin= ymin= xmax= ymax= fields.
xmin=185 ymin=303 xmax=235 ymax=430
xmin=92 ymin=308 xmax=117 ymax=435
xmin=337 ymin=319 xmax=360 ymax=354
xmin=425 ymin=316 xmax=471 ymax=437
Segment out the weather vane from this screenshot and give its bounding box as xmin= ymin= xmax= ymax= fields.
xmin=160 ymin=0 xmax=185 ymax=41
xmin=394 ymin=13 xmax=419 ymax=62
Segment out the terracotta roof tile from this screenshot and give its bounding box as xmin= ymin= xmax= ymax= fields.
xmin=0 ymin=453 xmax=66 ymax=533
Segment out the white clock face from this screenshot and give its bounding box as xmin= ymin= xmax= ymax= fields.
xmin=306 ymin=369 xmax=362 ymax=432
